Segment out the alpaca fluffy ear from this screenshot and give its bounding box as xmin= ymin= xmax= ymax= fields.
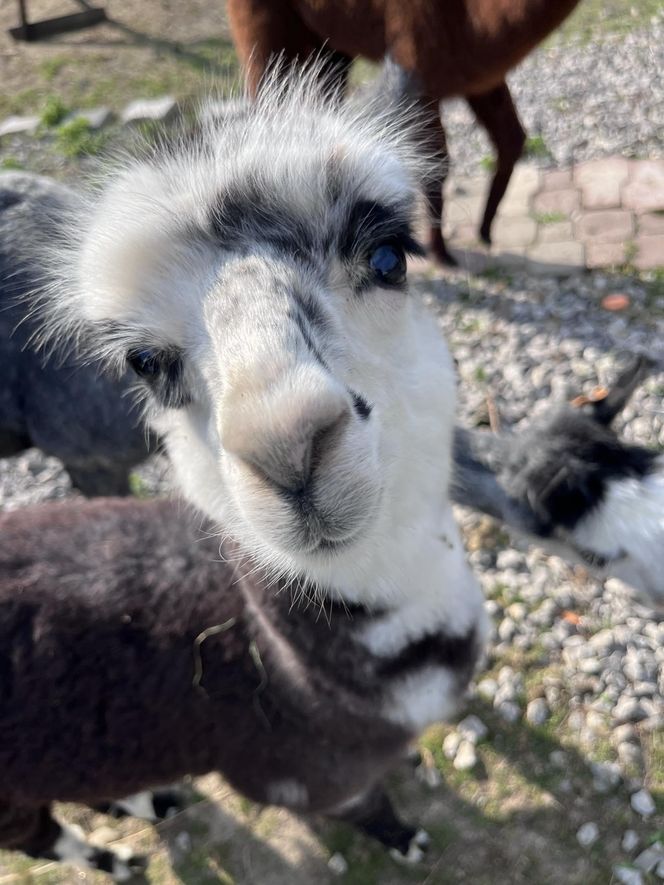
xmin=591 ymin=355 xmax=657 ymax=425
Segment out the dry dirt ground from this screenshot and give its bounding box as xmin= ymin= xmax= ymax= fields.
xmin=0 ymin=0 xmax=236 ymax=119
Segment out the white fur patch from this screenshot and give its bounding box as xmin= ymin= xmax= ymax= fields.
xmin=115 ymin=790 xmax=157 ymax=822
xmin=571 ymin=464 xmax=664 ymax=608
xmin=384 ymin=666 xmax=460 ymax=732
xmin=52 ymin=824 xmax=94 ymax=866
xmin=266 ymin=779 xmax=309 ymax=809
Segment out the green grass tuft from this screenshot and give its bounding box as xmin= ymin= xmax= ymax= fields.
xmin=524 ymin=134 xmax=551 ymax=159
xmin=40 ymin=95 xmax=69 ymax=128
xmin=533 ymin=211 xmax=568 ymax=225
xmin=55 ymin=118 xmax=107 ymax=158
xmin=0 ymin=157 xmax=24 ymax=171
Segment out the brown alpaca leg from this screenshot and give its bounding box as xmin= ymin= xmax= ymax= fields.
xmin=467 ymin=81 xmax=526 ymax=245
xmin=226 ymin=0 xmax=350 ymax=97
xmin=416 ymin=100 xmax=456 ymax=266
xmin=0 ymin=801 xmax=147 ymax=880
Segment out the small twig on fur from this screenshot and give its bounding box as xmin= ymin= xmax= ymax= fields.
xmin=249 ymin=639 xmax=271 ymax=730
xmin=192 ymin=619 xmax=236 ymax=692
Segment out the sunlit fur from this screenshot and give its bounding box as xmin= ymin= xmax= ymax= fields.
xmin=39 ymin=67 xmax=483 ymax=646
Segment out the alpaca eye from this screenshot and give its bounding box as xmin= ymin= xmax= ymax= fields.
xmin=368 ymin=242 xmax=406 ymax=286
xmin=127 ymin=349 xmax=163 ymax=378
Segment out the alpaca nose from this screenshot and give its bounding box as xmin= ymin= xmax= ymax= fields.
xmin=221 ymin=377 xmax=351 ymax=493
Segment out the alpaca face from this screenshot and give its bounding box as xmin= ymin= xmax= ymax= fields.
xmin=53 ymin=78 xmax=480 ymax=622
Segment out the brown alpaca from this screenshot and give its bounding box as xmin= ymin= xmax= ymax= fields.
xmin=227 ymin=0 xmax=580 ymax=264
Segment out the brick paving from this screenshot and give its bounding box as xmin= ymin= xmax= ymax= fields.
xmin=444 ymin=157 xmax=664 ymax=275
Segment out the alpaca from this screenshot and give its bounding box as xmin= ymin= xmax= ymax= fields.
xmin=227 ymin=0 xmax=581 ymax=264
xmin=3 ymin=68 xmax=661 ymax=879
xmin=0 ymin=172 xmax=152 ymax=495
xmin=452 ymin=356 xmax=664 ymax=609
xmin=6 ymin=67 xmax=486 ymax=877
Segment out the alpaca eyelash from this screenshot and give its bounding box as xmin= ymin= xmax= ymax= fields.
xmin=126 ymin=347 xmax=190 ymax=409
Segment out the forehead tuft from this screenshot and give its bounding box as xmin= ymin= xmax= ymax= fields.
xmin=60 ymin=68 xmax=427 ymax=335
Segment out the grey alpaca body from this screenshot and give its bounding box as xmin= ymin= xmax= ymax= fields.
xmin=0 ymin=496 xmax=470 ymax=863
xmin=0 ymin=173 xmax=150 ymax=495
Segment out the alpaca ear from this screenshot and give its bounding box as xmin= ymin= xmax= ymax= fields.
xmin=591 ymin=355 xmax=657 ymax=425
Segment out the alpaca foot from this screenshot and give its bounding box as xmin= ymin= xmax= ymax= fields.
xmin=389 ymin=828 xmax=431 ymax=864
xmin=479 ymin=224 xmax=492 ymax=246
xmin=98 ymin=843 xmax=149 ymax=882
xmin=39 ymin=823 xmax=148 ymax=882
xmin=97 ymin=787 xmax=186 ymax=823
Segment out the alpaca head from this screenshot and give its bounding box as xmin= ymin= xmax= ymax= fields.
xmin=44 ymin=70 xmax=471 ymax=606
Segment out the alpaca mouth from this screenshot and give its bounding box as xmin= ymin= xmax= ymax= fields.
xmin=285 ymin=485 xmax=377 ymax=555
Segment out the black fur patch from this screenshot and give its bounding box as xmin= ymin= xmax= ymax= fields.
xmin=377 ymin=627 xmax=478 ymax=681
xmin=507 ymin=408 xmax=656 ymax=532
xmin=339 ymin=200 xmax=424 ymax=263
xmin=351 ymin=392 xmax=372 ymax=419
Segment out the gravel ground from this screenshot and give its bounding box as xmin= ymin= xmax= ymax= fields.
xmin=418 ymin=264 xmax=664 ymax=879
xmin=443 ymin=13 xmax=664 ymax=177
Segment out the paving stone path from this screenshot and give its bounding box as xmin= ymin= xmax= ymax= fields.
xmin=445 ymin=156 xmax=664 ymax=275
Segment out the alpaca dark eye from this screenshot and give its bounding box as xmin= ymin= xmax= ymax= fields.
xmin=127 ymin=349 xmax=163 ymax=378
xmin=368 ymin=242 xmax=406 ymax=286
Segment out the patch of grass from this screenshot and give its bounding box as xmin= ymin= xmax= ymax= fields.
xmin=459 ymin=317 xmax=482 ymax=334
xmin=474 ymin=365 xmax=488 ymax=384
xmin=550 ymin=96 xmax=571 ymax=113
xmin=0 ymin=156 xmax=24 ymax=170
xmin=40 ymin=95 xmax=69 ymax=128
xmin=533 ymin=211 xmax=567 ymax=225
xmin=39 ymin=56 xmax=68 ymax=82
xmin=644 ymin=267 xmax=664 ymax=306
xmin=55 ymin=118 xmax=107 ymax=158
xmin=0 ymin=87 xmax=43 ymax=119
xmin=477 ymin=264 xmax=513 ymax=284
xmin=0 ymin=40 xmax=241 ymax=120
xmin=624 ymin=240 xmax=638 ymax=264
xmin=480 ymin=155 xmax=496 ymax=173
xmin=129 ymin=473 xmax=152 ymax=498
xmin=321 ymin=822 xmax=401 ymax=885
xmin=349 ymin=57 xmax=380 ymax=88
xmin=524 ymin=134 xmax=551 ymax=159
xmin=173 ymin=844 xmax=235 ymax=884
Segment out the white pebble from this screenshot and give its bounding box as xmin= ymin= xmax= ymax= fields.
xmin=328 ymin=853 xmax=348 ymax=875
xmin=496 ymin=701 xmax=521 ymax=723
xmin=526 ymin=698 xmax=550 ymax=726
xmin=622 ymin=830 xmax=639 ymax=852
xmin=630 ymin=789 xmax=656 ymax=818
xmin=457 ymin=715 xmax=488 ymax=744
xmin=577 ymin=822 xmax=599 ymax=848
xmin=477 ymin=678 xmax=498 ymax=702
xmin=634 ymin=842 xmax=664 ymax=873
xmin=549 ymin=750 xmax=567 ymax=768
xmin=613 ymin=865 xmax=644 ymax=885
xmin=453 ymin=740 xmax=478 ymax=771
xmin=443 ymin=732 xmax=462 ymax=760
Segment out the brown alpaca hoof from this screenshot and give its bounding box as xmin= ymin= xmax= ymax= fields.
xmin=429 ymin=239 xmax=458 ymax=267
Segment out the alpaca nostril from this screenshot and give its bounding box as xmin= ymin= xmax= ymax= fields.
xmin=245 ymin=406 xmax=350 ymax=494
xmin=222 ymin=389 xmax=352 ymax=494
xmin=308 ymin=408 xmax=351 ymax=480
